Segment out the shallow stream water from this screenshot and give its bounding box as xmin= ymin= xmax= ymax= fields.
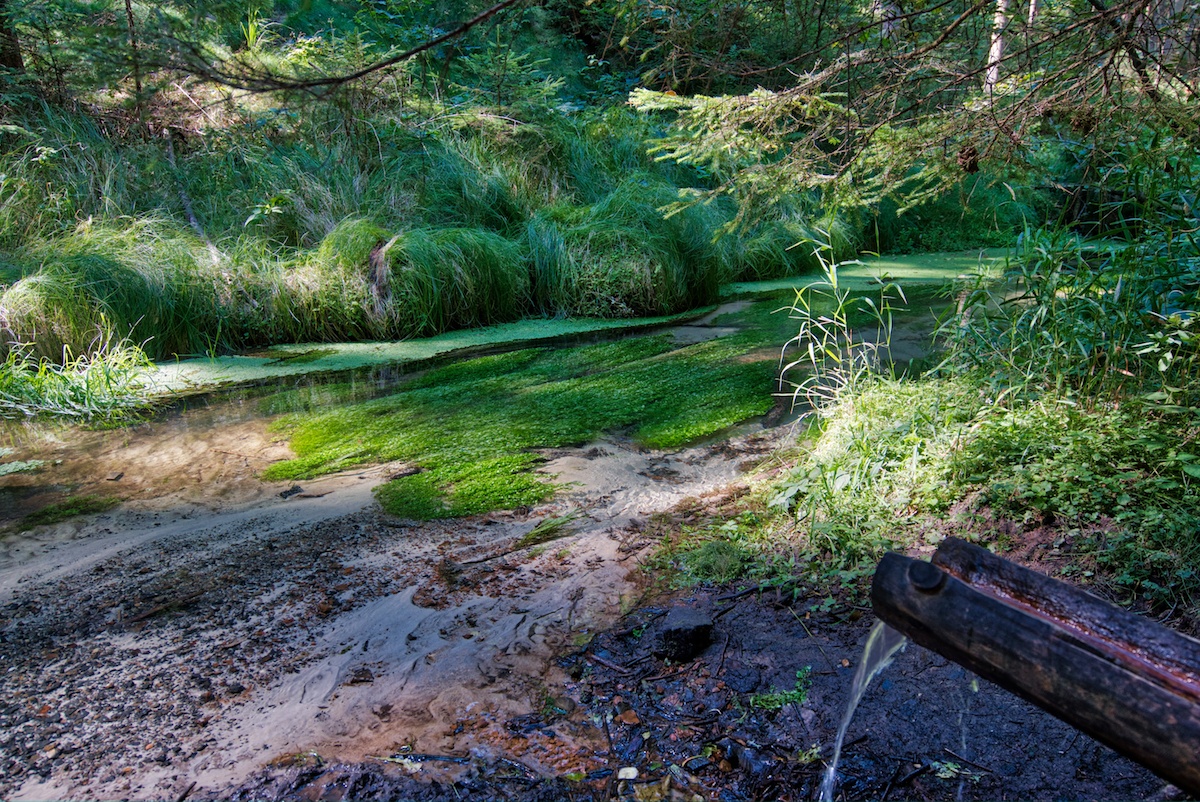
xmin=819 ymin=621 xmax=908 ymax=801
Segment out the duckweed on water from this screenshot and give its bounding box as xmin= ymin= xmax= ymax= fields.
xmin=265 ymin=331 xmax=780 ymax=519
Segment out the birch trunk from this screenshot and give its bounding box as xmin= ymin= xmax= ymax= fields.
xmin=983 ymin=0 xmax=1012 ymax=96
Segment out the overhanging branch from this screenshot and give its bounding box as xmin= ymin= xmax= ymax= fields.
xmin=177 ymin=0 xmax=526 ymax=94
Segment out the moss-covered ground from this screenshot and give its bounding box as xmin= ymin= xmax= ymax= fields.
xmin=269 ymin=302 xmax=779 ymax=512
xmin=266 ymin=326 xmax=781 ymax=518
xmin=17 ymin=494 xmax=120 ymax=530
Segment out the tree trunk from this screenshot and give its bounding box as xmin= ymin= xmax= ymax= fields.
xmin=0 ymin=0 xmax=24 ymax=73
xmin=124 ymin=0 xmax=144 ymax=123
xmin=983 ymin=0 xmax=1011 ymax=95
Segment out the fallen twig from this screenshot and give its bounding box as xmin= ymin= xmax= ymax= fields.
xmin=943 ymin=748 xmax=994 ymax=773
xmin=127 ymin=589 xmax=207 ymax=624
xmin=789 ymin=606 xmax=837 ymax=673
xmin=643 ymin=664 xmax=693 ymax=683
xmin=587 ymin=653 xmax=633 ymax=675
xmin=716 ymin=585 xmax=761 ymax=603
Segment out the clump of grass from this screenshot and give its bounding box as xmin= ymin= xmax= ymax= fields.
xmin=383 ymin=227 xmax=528 ymax=335
xmin=375 ymin=455 xmax=554 ymax=519
xmin=526 ymin=174 xmax=725 ymax=317
xmin=515 ymin=511 xmax=583 ymax=549
xmin=419 ymin=138 xmax=541 ymax=235
xmin=0 ymin=338 xmax=153 ymax=419
xmin=20 ymin=495 xmax=121 ymax=529
xmin=769 ymin=377 xmax=979 ymax=576
xmin=0 ymin=218 xmax=221 ymax=360
xmin=682 ymin=539 xmax=751 ymax=584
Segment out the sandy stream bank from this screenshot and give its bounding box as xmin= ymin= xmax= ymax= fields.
xmin=1 ymin=422 xmax=781 ymax=800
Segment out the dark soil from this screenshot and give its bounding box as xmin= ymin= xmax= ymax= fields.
xmin=226 ymin=587 xmax=1174 ymax=802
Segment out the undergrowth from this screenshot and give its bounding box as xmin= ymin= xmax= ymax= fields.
xmin=740 ymin=213 xmax=1200 ymax=622
xmin=0 ymin=104 xmax=855 ymax=366
xmin=0 ymin=338 xmax=152 ymax=420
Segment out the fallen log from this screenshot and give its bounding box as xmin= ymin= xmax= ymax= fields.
xmin=871 ymin=537 xmax=1200 ymax=796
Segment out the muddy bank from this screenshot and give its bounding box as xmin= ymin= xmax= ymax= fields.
xmin=229 ymin=588 xmax=1169 ymax=802
xmin=0 ymin=428 xmax=779 ymax=801
xmin=1 ymin=426 xmax=1179 ymax=802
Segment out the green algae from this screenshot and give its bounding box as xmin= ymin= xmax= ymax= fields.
xmin=264 ymin=332 xmax=779 ymax=519
xmin=145 ymin=310 xmax=710 ymax=394
xmin=721 ymin=248 xmax=1006 ymax=299
xmin=19 ymin=494 xmax=120 ymax=529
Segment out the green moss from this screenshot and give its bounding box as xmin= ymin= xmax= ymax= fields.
xmin=265 ymin=322 xmax=781 ymax=518
xmin=315 ymin=218 xmax=390 ymax=270
xmin=374 ymin=472 xmax=449 ymax=519
xmin=20 ymin=494 xmax=120 ymax=529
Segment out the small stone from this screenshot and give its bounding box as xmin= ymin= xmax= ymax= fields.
xmin=617 ymin=767 xmax=639 ymax=781
xmin=656 ymin=607 xmax=713 ymax=662
xmin=346 ymin=667 xmax=374 ymax=685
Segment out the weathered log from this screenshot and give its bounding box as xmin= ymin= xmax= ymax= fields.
xmin=871 ymin=537 xmax=1200 ymax=796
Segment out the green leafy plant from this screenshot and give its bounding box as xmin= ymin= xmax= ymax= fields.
xmin=0 ymin=336 xmax=152 ymax=420
xmin=749 ymin=668 xmax=812 ymax=710
xmin=781 ymin=234 xmax=906 ymax=411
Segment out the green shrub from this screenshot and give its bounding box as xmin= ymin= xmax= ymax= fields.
xmin=868 ymin=178 xmax=1045 ymax=254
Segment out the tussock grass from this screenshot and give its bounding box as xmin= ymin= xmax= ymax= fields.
xmin=0 ymin=101 xmax=861 ymax=367
xmin=419 ymin=139 xmax=542 ymax=235
xmin=527 ymin=174 xmax=725 ymax=317
xmin=383 ymin=227 xmax=529 ymax=335
xmin=1 ymin=219 xmax=221 ymax=360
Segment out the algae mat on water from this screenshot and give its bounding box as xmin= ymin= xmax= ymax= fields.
xmin=265 ymin=330 xmax=780 ymax=519
xmin=146 ymin=313 xmax=709 ymax=394
xmin=722 ymin=248 xmax=1006 ymax=298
